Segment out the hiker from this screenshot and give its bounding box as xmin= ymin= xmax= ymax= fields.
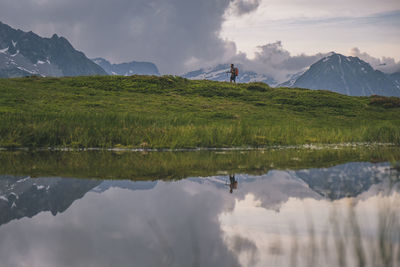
xmin=227 ymin=64 xmax=238 ymax=83
xmin=229 ymin=174 xmax=238 ymax=194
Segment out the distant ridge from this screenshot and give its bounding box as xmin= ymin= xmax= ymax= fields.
xmin=279 ymin=52 xmax=400 ymax=97
xmin=0 ymin=21 xmax=107 ymax=78
xmin=92 ymin=57 xmax=160 ymax=76
xmin=183 ymin=64 xmax=276 ymax=86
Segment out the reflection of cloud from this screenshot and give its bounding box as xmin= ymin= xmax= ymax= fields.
xmin=0 ymin=161 xmax=397 ymax=266
xmin=0 ymin=181 xmax=242 ymax=267
xmin=230 ymin=235 xmax=259 ymax=265
xmin=220 ymin=190 xmax=400 ymax=267
xmin=234 ymin=171 xmax=322 ymax=211
xmin=230 ymin=0 xmax=262 ymax=16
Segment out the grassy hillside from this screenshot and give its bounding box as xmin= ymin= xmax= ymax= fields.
xmin=0 ymin=75 xmax=399 ymax=148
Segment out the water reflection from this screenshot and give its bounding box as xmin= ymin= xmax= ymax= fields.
xmin=229 ymin=174 xmax=238 ymax=194
xmin=0 ymin=161 xmax=399 ymax=267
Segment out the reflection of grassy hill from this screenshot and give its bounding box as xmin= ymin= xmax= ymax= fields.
xmin=1 ymin=147 xmax=399 ymax=180
xmin=0 ymin=75 xmax=399 ymax=148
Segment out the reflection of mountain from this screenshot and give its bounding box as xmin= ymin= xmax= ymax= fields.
xmin=234 ymin=171 xmax=322 ymax=211
xmin=191 ymin=162 xmax=395 ymax=210
xmin=0 ymin=176 xmax=101 ymax=226
xmin=0 ymin=161 xmax=396 ymax=227
xmin=0 ymin=161 xmax=398 ymax=267
xmin=190 ymin=172 xmax=321 ymax=211
xmin=92 ymin=180 xmax=157 ymax=193
xmin=294 ymin=162 xmax=391 ymax=199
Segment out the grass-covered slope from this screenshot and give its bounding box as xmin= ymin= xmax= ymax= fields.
xmin=0 ymin=75 xmax=399 ymax=148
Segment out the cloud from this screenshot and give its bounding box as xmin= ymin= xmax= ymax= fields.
xmin=227 ymin=41 xmax=328 ymax=83
xmin=350 ymin=47 xmax=400 ymax=73
xmin=224 ymin=42 xmax=399 ymax=84
xmin=0 ymin=0 xmax=264 ymax=74
xmin=1 ymin=0 xmax=397 ymax=77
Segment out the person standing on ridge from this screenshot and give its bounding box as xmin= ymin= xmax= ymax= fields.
xmin=227 ymin=64 xmax=238 ymax=83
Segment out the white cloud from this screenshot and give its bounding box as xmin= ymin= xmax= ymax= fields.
xmin=221 ymin=41 xmax=327 ymax=83
xmin=221 ymin=2 xmax=400 ymax=62
xmin=350 ymin=47 xmax=400 ymax=73
xmin=0 ymin=0 xmax=261 ymax=74
xmin=0 ymin=0 xmax=399 ymax=75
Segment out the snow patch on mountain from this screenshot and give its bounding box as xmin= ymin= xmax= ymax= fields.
xmin=0 ymin=21 xmax=107 ymax=78
xmin=183 ymin=64 xmax=276 ymax=85
xmin=0 ymin=47 xmax=8 ymax=53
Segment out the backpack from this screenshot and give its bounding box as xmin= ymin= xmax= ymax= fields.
xmin=235 ymin=67 xmax=239 ymax=76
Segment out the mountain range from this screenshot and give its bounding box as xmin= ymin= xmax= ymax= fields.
xmin=92 ymin=57 xmax=160 ymax=76
xmin=182 ymin=56 xmax=400 ymax=97
xmin=1 ymin=21 xmax=400 ymax=97
xmin=279 ymin=52 xmax=400 ymax=97
xmin=0 ymin=21 xmax=107 ymax=78
xmin=0 ymin=22 xmax=160 ymax=78
xmin=182 ymin=64 xmax=277 ymax=85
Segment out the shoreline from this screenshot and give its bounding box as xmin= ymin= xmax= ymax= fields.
xmin=0 ymin=142 xmax=396 ymax=152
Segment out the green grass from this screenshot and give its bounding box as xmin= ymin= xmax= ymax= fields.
xmin=0 ymin=75 xmax=400 ymax=148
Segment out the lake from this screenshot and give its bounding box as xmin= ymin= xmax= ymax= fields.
xmin=0 ymin=146 xmax=399 ymax=267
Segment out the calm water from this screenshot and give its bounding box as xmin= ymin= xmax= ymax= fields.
xmin=0 ymin=148 xmax=399 ymax=267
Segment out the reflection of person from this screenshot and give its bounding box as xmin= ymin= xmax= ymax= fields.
xmin=229 ymin=174 xmax=238 ymax=194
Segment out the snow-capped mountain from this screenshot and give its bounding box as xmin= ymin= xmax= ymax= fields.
xmin=0 ymin=21 xmax=107 ymax=78
xmin=279 ymin=52 xmax=400 ymax=96
xmin=92 ymin=57 xmax=160 ymax=76
xmin=183 ymin=64 xmax=276 ymax=86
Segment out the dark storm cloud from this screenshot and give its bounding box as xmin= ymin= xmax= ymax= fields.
xmin=0 ymin=0 xmax=260 ymax=74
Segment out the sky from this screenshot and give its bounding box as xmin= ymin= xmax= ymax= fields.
xmin=0 ymin=0 xmax=399 ymax=79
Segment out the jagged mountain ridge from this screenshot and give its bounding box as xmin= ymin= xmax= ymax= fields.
xmin=279 ymin=52 xmax=400 ymax=96
xmin=0 ymin=21 xmax=107 ymax=78
xmin=183 ymin=64 xmax=277 ymax=86
xmin=0 ymin=176 xmax=160 ymax=226
xmin=92 ymin=57 xmax=160 ymax=76
xmin=0 ymin=175 xmax=101 ymax=226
